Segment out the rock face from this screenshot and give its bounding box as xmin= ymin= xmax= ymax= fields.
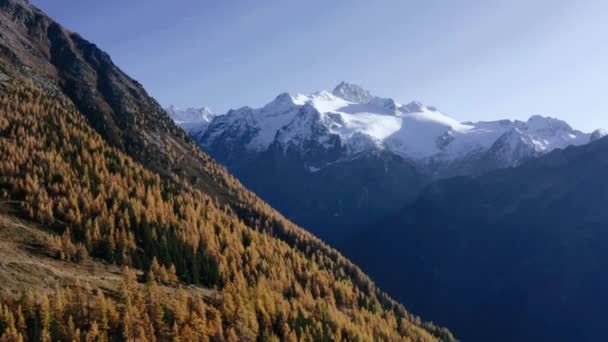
xmin=185 ymin=82 xmax=600 ymax=239
xmin=0 ymin=0 xmax=191 ymax=175
xmin=0 ymin=0 xmax=242 ymax=201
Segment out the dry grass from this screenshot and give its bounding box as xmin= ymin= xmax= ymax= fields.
xmin=0 ymin=205 xmax=218 ymax=301
xmin=0 ymin=207 xmax=123 ymax=296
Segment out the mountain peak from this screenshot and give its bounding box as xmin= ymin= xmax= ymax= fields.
xmin=271 ymin=92 xmax=295 ymax=104
xmin=263 ymin=92 xmax=300 ymax=113
xmin=165 ymin=105 xmax=214 ymax=123
xmin=591 ymin=128 xmax=608 ymax=142
xmin=402 ymin=101 xmax=427 ymax=113
xmin=331 ymin=81 xmax=373 ymax=103
xmin=526 ymin=115 xmax=573 ymax=132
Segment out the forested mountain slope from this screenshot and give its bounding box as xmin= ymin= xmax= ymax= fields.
xmin=0 ymin=0 xmax=453 ymax=340
xmin=0 ymin=0 xmax=322 ymax=251
xmin=0 ymin=48 xmax=451 ymax=342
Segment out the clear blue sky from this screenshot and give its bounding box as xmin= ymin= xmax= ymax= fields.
xmin=31 ymin=0 xmax=608 ymax=131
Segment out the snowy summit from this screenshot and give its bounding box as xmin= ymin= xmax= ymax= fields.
xmin=197 ymin=82 xmax=601 ymax=170
xmin=165 ymin=105 xmax=216 ymax=133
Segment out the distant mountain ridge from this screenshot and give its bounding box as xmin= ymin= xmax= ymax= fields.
xmin=165 ymin=105 xmax=216 ymax=134
xmin=171 ymin=82 xmax=604 ymax=238
xmin=178 ymin=82 xmax=602 ymax=173
xmin=166 ymin=105 xmax=215 ymax=124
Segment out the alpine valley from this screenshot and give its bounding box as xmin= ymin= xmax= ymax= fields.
xmin=169 ymin=82 xmax=605 ymax=241
xmin=2 ymin=1 xmax=607 ymax=342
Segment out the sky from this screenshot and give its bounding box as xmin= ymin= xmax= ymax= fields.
xmin=31 ymin=0 xmax=608 ymax=131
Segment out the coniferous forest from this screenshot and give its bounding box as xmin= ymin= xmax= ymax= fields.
xmin=4 ymin=0 xmax=607 ymax=340
xmin=13 ymin=0 xmax=608 ymax=341
xmin=0 ymin=60 xmax=452 ymax=340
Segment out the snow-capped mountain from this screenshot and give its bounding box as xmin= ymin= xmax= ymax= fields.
xmin=165 ymin=105 xmax=216 ymax=134
xmin=200 ymin=82 xmax=601 ymax=171
xmin=186 ymin=82 xmax=605 ymax=240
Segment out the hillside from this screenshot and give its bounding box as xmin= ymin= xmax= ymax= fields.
xmin=0 ymin=0 xmax=453 ymax=340
xmin=0 ymin=205 xmax=223 ymax=341
xmin=343 ymin=137 xmax=608 ymax=341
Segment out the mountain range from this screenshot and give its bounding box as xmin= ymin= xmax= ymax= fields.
xmin=2 ymin=0 xmax=606 ymax=340
xmin=169 ymin=82 xmax=604 ymax=240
